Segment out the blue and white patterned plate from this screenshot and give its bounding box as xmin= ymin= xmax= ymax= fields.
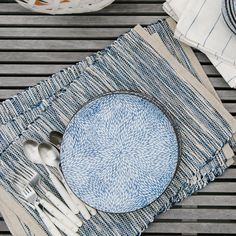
xmin=60 ymin=92 xmax=180 ymax=213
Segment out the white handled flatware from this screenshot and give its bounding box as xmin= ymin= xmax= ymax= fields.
xmin=36 ymin=204 xmax=63 ymax=236
xmin=42 ymin=187 xmax=83 ymax=227
xmin=23 ymin=140 xmax=80 ymax=215
xmin=39 ymin=142 xmax=92 ymax=220
xmin=22 ymin=185 xmax=63 ymax=236
xmin=2 ymin=160 xmax=81 ymax=231
xmin=46 ymin=212 xmax=80 ymax=236
xmin=49 ymin=131 xmax=97 ymax=217
xmin=40 ymin=198 xmax=79 ymax=232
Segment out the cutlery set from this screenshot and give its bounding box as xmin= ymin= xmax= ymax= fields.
xmin=0 ymin=131 xmax=96 ymax=236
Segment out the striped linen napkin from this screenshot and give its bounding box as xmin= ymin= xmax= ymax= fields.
xmin=0 ymin=19 xmax=235 ymax=236
xmin=164 ymin=0 xmax=236 ymax=88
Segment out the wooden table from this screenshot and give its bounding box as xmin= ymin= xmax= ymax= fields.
xmin=0 ymin=0 xmax=236 ymax=235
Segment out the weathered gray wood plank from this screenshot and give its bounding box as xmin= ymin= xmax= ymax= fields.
xmin=217 ymin=168 xmax=236 ymax=178
xmin=217 ymin=90 xmax=236 ymax=101
xmin=0 ymin=52 xmax=94 ymax=62
xmin=0 ymin=221 xmax=10 ymax=232
xmin=0 ymin=51 xmax=213 ymax=63
xmin=178 ymin=196 xmax=236 ymax=206
xmin=158 ymin=209 xmax=236 ymax=220
xmin=209 ymin=77 xmax=229 ymax=88
xmin=146 ymin=223 xmax=236 ymax=234
xmin=0 ymin=77 xmax=48 ymax=87
xmin=0 ymin=3 xmax=165 ymax=14
xmin=0 ymin=40 xmax=112 ymax=50
xmin=0 ymin=28 xmax=129 ymax=39
xmin=199 ymin=182 xmax=236 ymax=193
xmin=223 ymin=103 xmax=236 ymax=113
xmin=0 ymin=16 xmax=163 ymax=26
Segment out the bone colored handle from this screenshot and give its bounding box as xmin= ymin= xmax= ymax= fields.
xmin=69 ymin=193 xmax=92 ymax=220
xmin=49 ymin=172 xmax=80 ymax=214
xmin=46 ymin=213 xmax=80 ymax=236
xmin=35 ymin=205 xmax=62 ymax=236
xmin=40 ymin=198 xmax=78 ymax=232
xmin=84 ymin=204 xmax=97 ymax=216
xmin=44 ymin=189 xmax=83 ymax=227
xmin=60 ymin=177 xmax=92 ymax=220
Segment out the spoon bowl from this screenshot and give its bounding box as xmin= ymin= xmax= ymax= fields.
xmin=38 ymin=143 xmax=60 ymax=169
xmin=23 ymin=140 xmax=43 ymax=165
xmin=49 ymin=131 xmax=63 ymax=148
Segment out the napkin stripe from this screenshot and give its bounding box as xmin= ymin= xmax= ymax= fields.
xmin=203 ymin=13 xmax=221 ymax=46
xmin=185 ymin=0 xmax=207 ymax=37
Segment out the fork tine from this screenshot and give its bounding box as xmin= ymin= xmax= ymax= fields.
xmin=17 ymin=167 xmax=32 ymax=180
xmin=20 ymin=162 xmax=35 ymax=175
xmin=2 ymin=164 xmax=28 ymax=192
xmin=11 ymin=179 xmax=25 ymax=193
xmin=10 ymin=174 xmax=26 ymax=188
xmin=16 ymin=162 xmax=34 ymax=176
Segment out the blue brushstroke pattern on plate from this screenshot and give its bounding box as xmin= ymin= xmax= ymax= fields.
xmin=60 ymin=92 xmax=179 ymax=213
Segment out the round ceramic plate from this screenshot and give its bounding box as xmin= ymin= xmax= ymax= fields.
xmin=60 ymin=92 xmax=180 ymax=213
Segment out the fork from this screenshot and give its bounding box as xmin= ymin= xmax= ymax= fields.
xmin=3 ymin=170 xmax=63 ymax=236
xmin=1 ymin=160 xmax=82 ymax=230
xmin=22 ymin=186 xmax=80 ymax=236
xmin=21 ymin=185 xmax=63 ymax=236
xmin=17 ymin=161 xmax=83 ymax=227
xmin=1 ymin=162 xmax=81 ymax=236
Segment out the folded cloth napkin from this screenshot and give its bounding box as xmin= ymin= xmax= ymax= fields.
xmin=0 ymin=19 xmax=235 ymax=236
xmin=164 ymin=0 xmax=236 ymax=88
xmin=222 ymin=0 xmax=236 ymax=34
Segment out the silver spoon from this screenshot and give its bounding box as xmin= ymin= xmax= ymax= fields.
xmin=49 ymin=131 xmax=63 ymax=149
xmin=23 ymin=140 xmax=82 ymax=225
xmin=23 ymin=140 xmax=42 ymax=165
xmin=39 ymin=142 xmax=92 ymax=220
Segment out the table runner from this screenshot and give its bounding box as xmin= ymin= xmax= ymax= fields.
xmin=0 ymin=18 xmax=235 ymax=236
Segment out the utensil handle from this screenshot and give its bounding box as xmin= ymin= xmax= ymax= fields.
xmin=46 ymin=213 xmax=80 ymax=236
xmin=61 ymin=177 xmax=92 ymax=220
xmin=70 ymin=194 xmax=91 ymax=220
xmin=45 ymin=190 xmax=83 ymax=227
xmin=58 ymin=169 xmax=96 ymax=218
xmin=84 ymin=204 xmax=97 ymax=216
xmin=40 ymin=198 xmax=78 ymax=232
xmin=35 ymin=205 xmax=62 ymax=236
xmin=49 ymin=172 xmax=80 ymax=215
